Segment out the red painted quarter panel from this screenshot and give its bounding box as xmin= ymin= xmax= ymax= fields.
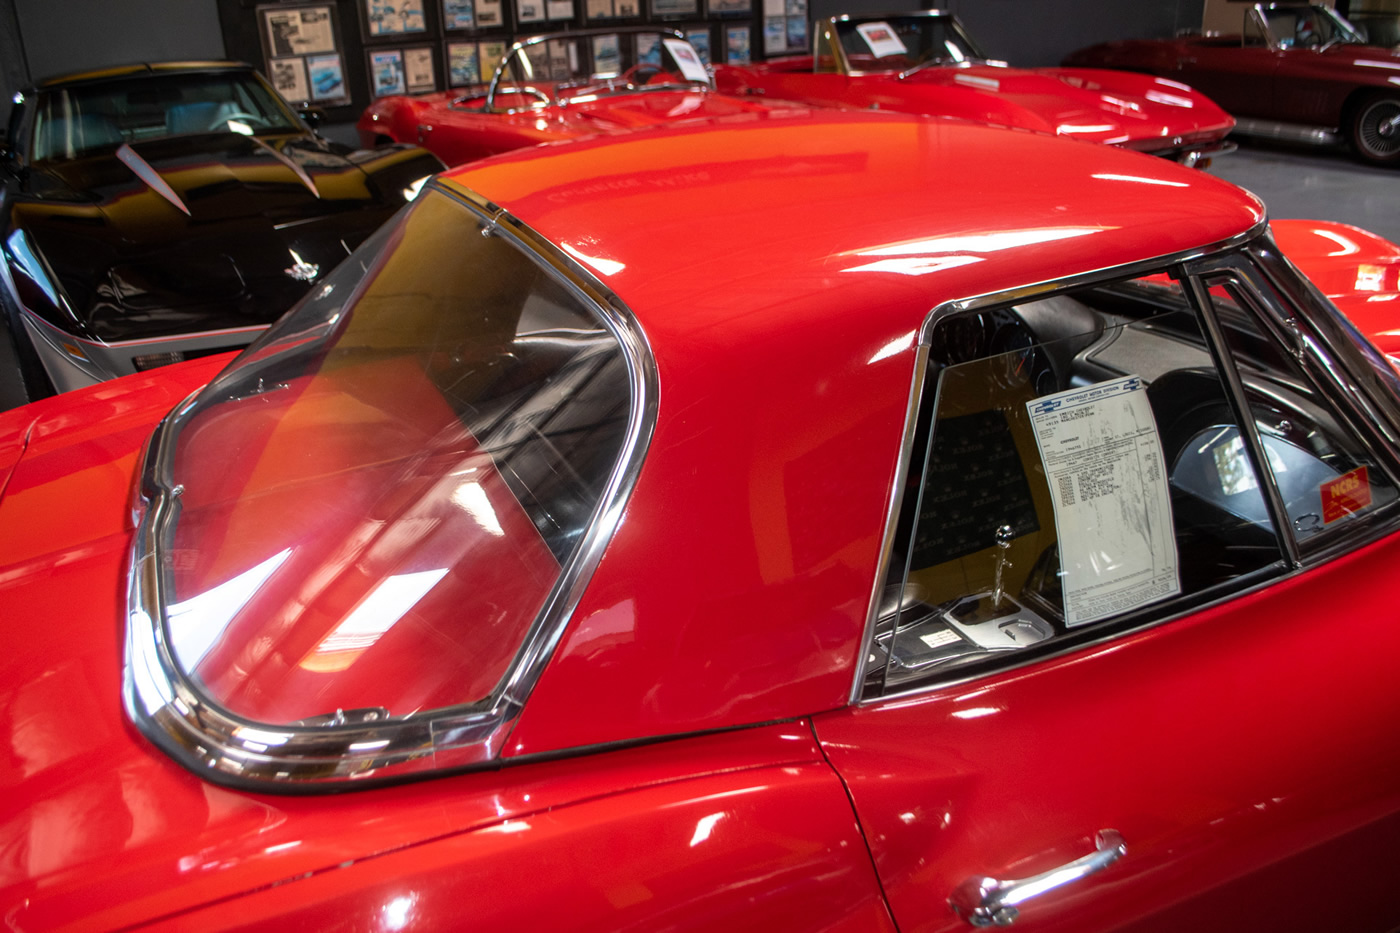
xmin=135 ymin=756 xmax=895 ymax=933
xmin=445 ymin=112 xmax=1263 ymax=757
xmin=815 ymin=532 xmax=1400 ymax=932
xmin=1271 ymin=218 xmax=1400 ymax=357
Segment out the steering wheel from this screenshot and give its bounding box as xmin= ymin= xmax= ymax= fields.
xmin=621 ymin=63 xmax=667 ymax=87
xmin=492 ymin=85 xmax=552 ymax=109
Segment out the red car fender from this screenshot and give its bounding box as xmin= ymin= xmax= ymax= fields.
xmin=1270 ymin=218 xmax=1400 ymax=359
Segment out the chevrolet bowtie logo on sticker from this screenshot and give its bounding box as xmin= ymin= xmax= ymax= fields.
xmin=1321 ymin=466 xmax=1372 ymax=524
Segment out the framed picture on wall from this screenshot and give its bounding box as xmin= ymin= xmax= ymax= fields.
xmin=546 ymin=0 xmax=576 ymax=20
xmin=404 ymin=46 xmax=437 ymax=90
xmin=707 ymin=0 xmax=750 ymax=16
xmin=516 ymin=0 xmax=546 ymax=23
xmin=264 ymin=5 xmax=337 ymax=57
xmin=446 ymin=40 xmax=482 ymax=86
xmin=269 ymin=57 xmax=311 ymax=101
xmin=257 ymin=4 xmax=350 ymax=106
xmin=480 ymin=39 xmax=509 ymax=76
xmin=650 ymin=0 xmax=699 ymax=19
xmin=442 ymin=0 xmax=475 ymax=29
xmin=365 ymin=0 xmax=427 ymax=37
xmin=592 ymin=33 xmax=621 ymax=73
xmin=685 ymin=26 xmax=711 ymax=63
xmin=724 ymin=25 xmax=749 ymax=62
xmin=369 ymin=48 xmax=407 ymax=95
xmin=306 ymin=53 xmax=347 ymax=99
xmin=476 ymin=0 xmax=504 ymax=27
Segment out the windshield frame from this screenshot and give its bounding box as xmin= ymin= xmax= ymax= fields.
xmin=482 ymin=27 xmax=711 ymax=113
xmin=824 ymin=11 xmax=991 ymax=77
xmin=27 ymin=67 xmax=305 ymax=162
xmin=123 ymin=177 xmax=658 ymax=792
xmin=1255 ymin=3 xmax=1367 ymax=51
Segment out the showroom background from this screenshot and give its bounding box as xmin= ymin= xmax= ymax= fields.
xmin=1 ymin=0 xmax=1207 ymax=145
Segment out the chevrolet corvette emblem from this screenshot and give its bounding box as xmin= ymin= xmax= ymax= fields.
xmin=284 ymin=257 xmax=320 ymax=282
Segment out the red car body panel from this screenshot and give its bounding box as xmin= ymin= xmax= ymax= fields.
xmin=815 ymin=532 xmax=1400 ymax=931
xmin=1064 ymin=34 xmax=1400 ymax=129
xmin=713 ymin=58 xmax=1235 ymax=152
xmin=5 ymin=112 xmax=1400 ymax=930
xmin=1270 ymin=218 xmax=1400 ymax=359
xmin=448 ymin=114 xmax=1262 ymax=756
xmin=358 ymin=86 xmax=803 ymax=166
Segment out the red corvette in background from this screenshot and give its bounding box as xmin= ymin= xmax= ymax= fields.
xmin=8 ymin=112 xmax=1400 ymax=931
xmin=713 ymin=11 xmax=1236 ymax=165
xmin=358 ymin=27 xmax=804 ymax=165
xmin=1065 ymin=3 xmax=1400 ymax=165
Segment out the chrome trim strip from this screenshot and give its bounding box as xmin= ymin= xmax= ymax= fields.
xmin=1181 ymin=270 xmax=1302 ymax=568
xmin=251 ymin=137 xmax=320 ymax=198
xmin=915 ymin=218 xmax=1269 ymax=347
xmin=115 ymin=143 xmax=191 ymax=216
xmin=124 ymin=177 xmax=659 ymax=791
xmin=851 ymin=217 xmax=1271 ymax=702
xmin=850 ymin=341 xmax=930 ymax=705
xmin=1231 ymin=117 xmax=1339 ymax=147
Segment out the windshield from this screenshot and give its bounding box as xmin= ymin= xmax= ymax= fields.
xmin=831 ymin=15 xmax=989 ymax=74
xmin=487 ymin=30 xmax=711 ymax=109
xmin=150 ymin=187 xmax=632 ymax=727
xmin=30 ymin=70 xmax=302 ymax=162
xmin=1262 ymin=5 xmax=1365 ymax=48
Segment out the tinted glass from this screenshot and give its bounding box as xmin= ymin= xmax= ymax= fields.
xmin=31 ymin=71 xmax=300 ymax=161
xmin=864 ymin=262 xmax=1398 ymax=697
xmin=158 ymin=189 xmax=631 ymax=726
xmin=492 ymin=31 xmax=710 ymax=109
xmin=834 ymin=15 xmax=988 ymax=72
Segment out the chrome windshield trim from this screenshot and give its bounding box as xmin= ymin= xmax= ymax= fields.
xmin=485 ymin=26 xmax=695 ymax=112
xmin=123 ymin=178 xmax=659 ymax=792
xmin=852 ymin=218 xmax=1271 ymax=701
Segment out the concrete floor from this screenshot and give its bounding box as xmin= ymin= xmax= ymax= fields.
xmin=1207 ymin=137 xmax=1400 ymax=243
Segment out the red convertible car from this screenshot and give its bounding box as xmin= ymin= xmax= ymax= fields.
xmin=1065 ymin=3 xmax=1400 ymax=165
xmin=712 ymin=11 xmax=1236 ymax=165
xmin=358 ymin=27 xmax=801 ymax=165
xmin=8 ymin=112 xmax=1400 ymax=931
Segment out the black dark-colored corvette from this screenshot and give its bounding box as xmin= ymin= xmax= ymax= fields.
xmin=0 ymin=61 xmax=443 ymax=404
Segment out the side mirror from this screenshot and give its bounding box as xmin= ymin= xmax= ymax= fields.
xmin=298 ymin=106 xmax=325 ymax=129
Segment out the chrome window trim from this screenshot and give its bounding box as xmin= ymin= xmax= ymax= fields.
xmin=852 ymin=216 xmax=1340 ymax=703
xmin=123 ymin=178 xmax=659 ymax=792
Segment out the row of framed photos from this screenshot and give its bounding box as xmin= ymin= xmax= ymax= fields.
xmin=362 ymin=0 xmax=757 ymax=36
xmin=368 ymin=22 xmax=757 ymax=96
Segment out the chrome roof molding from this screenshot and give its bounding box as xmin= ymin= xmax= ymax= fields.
xmin=124 ymin=179 xmax=659 ymax=792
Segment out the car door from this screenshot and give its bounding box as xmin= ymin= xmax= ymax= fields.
xmin=1173 ymin=38 xmax=1281 ymax=118
xmin=816 ymin=256 xmax=1400 ymax=932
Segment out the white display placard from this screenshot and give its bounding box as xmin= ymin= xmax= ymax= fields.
xmin=1026 ymin=375 xmax=1179 ymax=626
xmin=663 ymin=38 xmax=709 ymax=82
xmin=856 ymin=21 xmax=907 ymax=58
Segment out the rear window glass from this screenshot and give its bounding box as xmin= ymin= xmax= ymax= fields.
xmin=158 ymin=188 xmax=631 ymax=726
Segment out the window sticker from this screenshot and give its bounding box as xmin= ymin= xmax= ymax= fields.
xmin=1027 ymin=375 xmax=1180 ymax=626
xmin=663 ymin=38 xmax=710 ymax=82
xmin=856 ymin=22 xmax=908 ymax=58
xmin=1322 ymin=465 xmax=1372 ymax=523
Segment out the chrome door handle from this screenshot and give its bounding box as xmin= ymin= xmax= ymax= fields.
xmin=948 ymin=829 xmax=1126 ymax=927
